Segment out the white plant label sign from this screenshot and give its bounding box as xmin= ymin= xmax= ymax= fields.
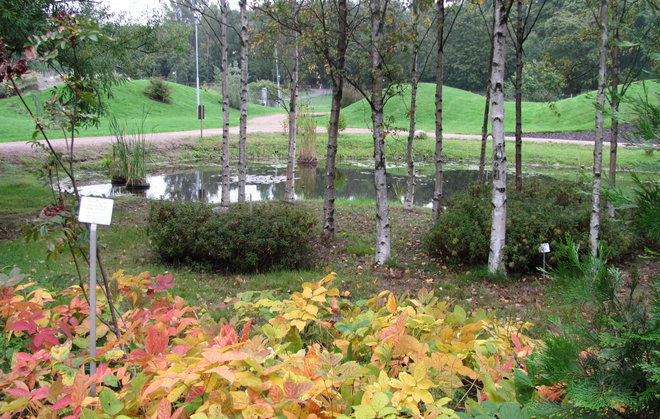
xmin=78 ymin=197 xmax=114 ymax=226
xmin=538 ymin=243 xmax=551 ymax=254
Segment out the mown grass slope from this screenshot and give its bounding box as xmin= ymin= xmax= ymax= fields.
xmin=0 ymin=80 xmax=282 ymax=142
xmin=342 ymin=81 xmax=659 ymax=134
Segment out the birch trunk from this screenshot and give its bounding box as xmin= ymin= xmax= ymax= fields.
xmin=238 ymin=0 xmax=249 ymax=203
xmin=478 ymin=83 xmax=491 ymax=182
xmin=285 ymin=31 xmax=299 ymax=203
xmin=431 ymin=0 xmax=445 ymax=222
xmin=323 ymin=0 xmax=348 ymax=237
xmin=607 ymin=1 xmax=620 ymax=218
xmin=514 ymin=0 xmax=523 ymax=192
xmin=220 ymin=0 xmax=231 ymax=206
xmin=479 ymin=26 xmax=495 ymax=183
xmin=590 ymin=0 xmax=608 ymax=256
xmin=405 ymin=2 xmax=420 ymax=211
xmin=487 ymin=0 xmax=508 ymax=274
xmin=371 ymin=0 xmax=391 ymax=265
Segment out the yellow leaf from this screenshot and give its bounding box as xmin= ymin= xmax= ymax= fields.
xmin=400 ymin=372 xmax=416 ymax=387
xmin=230 ymin=391 xmax=249 ymax=410
xmin=167 ymin=384 xmax=187 ymax=402
xmin=386 ymin=293 xmax=397 ymax=314
xmin=304 ymin=304 xmax=319 ymax=317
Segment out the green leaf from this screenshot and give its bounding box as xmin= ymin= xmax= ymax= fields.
xmin=0 ymin=398 xmax=30 ymax=413
xmin=498 ymin=402 xmax=528 ymax=419
xmin=81 ymin=407 xmax=110 ymax=418
xmin=371 ymin=391 xmax=391 ymax=412
xmin=353 ymin=404 xmax=377 ymax=419
xmin=99 ymin=388 xmax=124 ymax=415
xmin=102 ymin=374 xmax=119 ymax=387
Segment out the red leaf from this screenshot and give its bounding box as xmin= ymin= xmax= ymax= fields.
xmin=8 ymin=320 xmax=36 ymax=334
xmin=52 ymin=394 xmax=72 ymax=410
xmin=32 ymin=329 xmax=60 ymax=349
xmin=145 ymin=325 xmax=169 ymax=356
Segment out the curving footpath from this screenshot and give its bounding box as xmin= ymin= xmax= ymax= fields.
xmin=0 ymin=113 xmax=609 ymax=159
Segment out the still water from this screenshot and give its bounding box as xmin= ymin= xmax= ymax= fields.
xmin=78 ymin=164 xmax=491 ymax=207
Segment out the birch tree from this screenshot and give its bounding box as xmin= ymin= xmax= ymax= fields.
xmin=487 ymin=0 xmax=510 ymax=274
xmin=404 ymin=0 xmax=423 ymax=211
xmin=171 ymin=0 xmax=234 ymax=205
xmin=430 ymin=0 xmax=462 ymax=219
xmin=478 ymin=3 xmax=494 ymax=182
xmin=302 ymin=0 xmax=351 ymax=237
xmin=431 ymin=0 xmax=446 ymax=221
xmin=590 ymin=0 xmax=609 ymax=256
xmin=405 ymin=0 xmax=441 ymax=210
xmin=511 ymin=0 xmax=546 ymax=192
xmin=370 ymin=0 xmax=391 ymax=264
xmin=285 ymin=28 xmax=299 ymax=203
xmin=254 ymin=0 xmax=303 ymax=204
xmin=220 ymin=0 xmax=231 ymax=205
xmin=238 ymin=0 xmax=249 ymax=203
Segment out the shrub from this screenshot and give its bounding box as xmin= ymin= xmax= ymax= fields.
xmin=248 ymin=79 xmax=280 ymax=106
xmin=608 ymin=174 xmax=660 ymax=243
xmin=526 ymin=241 xmax=660 ymax=417
xmin=424 ymin=179 xmax=639 ymax=274
xmin=148 ymin=201 xmax=315 ymax=273
xmin=147 ymin=201 xmax=213 ymax=262
xmin=144 ymin=77 xmax=172 ymax=103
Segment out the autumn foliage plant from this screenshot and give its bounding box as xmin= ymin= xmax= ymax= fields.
xmin=0 ymin=267 xmax=544 ymax=418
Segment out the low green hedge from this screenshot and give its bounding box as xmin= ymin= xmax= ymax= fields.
xmin=148 ymin=201 xmax=315 ymax=273
xmin=424 ymin=179 xmax=639 ymax=274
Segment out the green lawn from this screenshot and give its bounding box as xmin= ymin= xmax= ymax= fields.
xmin=342 ymin=81 xmax=660 ymax=134
xmin=0 ymin=80 xmax=283 ymax=142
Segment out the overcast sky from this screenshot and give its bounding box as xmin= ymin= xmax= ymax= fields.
xmin=100 ymin=0 xmax=241 ymax=21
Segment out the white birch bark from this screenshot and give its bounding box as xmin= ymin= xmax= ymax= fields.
xmin=590 ymin=0 xmax=609 ymax=256
xmin=487 ymin=0 xmax=508 ymax=274
xmin=404 ymin=1 xmax=420 ymax=211
xmin=238 ymin=0 xmax=249 ymax=203
xmin=220 ymin=0 xmax=231 ymax=206
xmin=285 ymin=30 xmax=299 ymax=203
xmin=514 ymin=0 xmax=523 ymax=192
xmin=371 ymin=0 xmax=390 ymax=265
xmin=431 ymin=0 xmax=445 ymax=222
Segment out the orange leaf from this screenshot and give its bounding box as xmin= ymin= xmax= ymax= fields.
xmin=203 ymin=349 xmax=250 ymax=364
xmin=156 ymin=397 xmax=171 ymax=419
xmin=145 ymin=325 xmax=168 ymax=356
xmin=240 ymin=320 xmax=252 ymax=343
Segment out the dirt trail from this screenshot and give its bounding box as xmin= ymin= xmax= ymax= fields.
xmin=0 ymin=112 xmax=609 ymax=159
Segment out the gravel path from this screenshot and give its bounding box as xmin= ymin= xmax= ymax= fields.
xmin=0 ymin=112 xmax=613 ymax=159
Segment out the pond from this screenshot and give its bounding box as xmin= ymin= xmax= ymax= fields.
xmin=78 ymin=163 xmax=499 ymax=207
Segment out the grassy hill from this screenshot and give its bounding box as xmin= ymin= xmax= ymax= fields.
xmin=0 ymin=80 xmax=282 ymax=143
xmin=342 ymin=81 xmax=659 ymax=135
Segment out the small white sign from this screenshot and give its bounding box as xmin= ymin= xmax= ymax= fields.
xmin=538 ymin=243 xmax=551 ymax=253
xmin=78 ymin=197 xmax=114 ymax=226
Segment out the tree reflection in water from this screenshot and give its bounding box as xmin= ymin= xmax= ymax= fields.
xmin=78 ymin=164 xmax=498 ymax=207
